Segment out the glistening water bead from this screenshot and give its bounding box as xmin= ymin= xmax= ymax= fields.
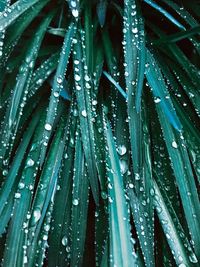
xmin=72 ymin=199 xmax=79 ymax=206
xmin=45 ymin=123 xmax=52 ymax=131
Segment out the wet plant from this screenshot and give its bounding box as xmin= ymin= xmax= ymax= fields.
xmin=0 ymin=0 xmax=199 ymax=266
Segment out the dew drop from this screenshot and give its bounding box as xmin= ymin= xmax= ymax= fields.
xmin=74 ymin=60 xmax=79 ymax=65
xmin=2 ymin=169 xmax=8 ymax=176
xmin=92 ymin=100 xmax=98 ymax=105
xmin=62 ymin=236 xmax=68 ymax=246
xmin=53 ymin=91 xmax=59 ymax=98
xmin=43 ymin=235 xmax=48 ymax=241
xmin=72 ymin=9 xmax=79 ymax=18
xmin=45 ymin=123 xmax=52 ymax=131
xmin=117 ymin=145 xmax=127 ymax=156
xmin=15 ymin=192 xmax=21 ymax=199
xmin=120 ymin=160 xmax=128 ymax=174
xmin=72 ymin=199 xmax=79 ymax=206
xmin=18 ymin=182 xmax=25 ymax=189
xmin=189 ymin=253 xmax=198 ymax=263
xmin=132 ymin=28 xmax=138 ymax=34
xmin=128 ymin=183 xmax=134 ymax=189
xmin=172 ymin=141 xmax=178 ymax=149
xmin=57 ymin=77 xmax=62 ymax=84
xmin=75 ymin=74 xmax=81 ymax=81
xmin=33 ymin=208 xmax=41 ymax=222
xmin=27 ymin=158 xmax=35 ymax=167
xmin=154 ymin=97 xmax=161 ymax=103
xmin=81 ymin=110 xmax=87 ymax=117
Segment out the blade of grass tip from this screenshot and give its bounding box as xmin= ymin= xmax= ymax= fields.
xmin=161 ymin=0 xmax=198 ymax=27
xmin=97 ymin=0 xmax=107 ymax=27
xmin=144 ymin=0 xmax=185 ymax=30
xmin=26 ymin=119 xmax=65 ymax=267
xmin=153 ymin=179 xmax=196 ymax=266
xmin=0 ymin=108 xmax=40 ymax=222
xmin=0 ymin=13 xmax=54 ymax=160
xmin=84 ymin=3 xmax=93 ymax=74
xmin=160 ymin=0 xmax=200 ymax=54
xmin=2 ymin=109 xmax=47 ymax=267
xmin=104 ymin=116 xmax=137 ymax=266
xmin=47 ymin=27 xmax=66 ymax=37
xmin=154 ymin=97 xmax=200 ymax=259
xmin=40 ymin=22 xmax=76 ymax=166
xmin=154 ymin=26 xmax=200 ymax=44
xmin=123 ymin=0 xmax=143 ymax=179
xmin=145 ymin=49 xmax=182 ymax=132
xmin=134 ymin=2 xmax=146 ymax=113
xmin=0 ymin=0 xmax=50 ymax=31
xmin=103 ymin=71 xmax=127 ymax=100
xmin=70 ymin=131 xmax=89 ymax=267
xmin=48 ymin=76 xmax=71 ymax=101
xmin=73 ymin=29 xmax=99 ymax=204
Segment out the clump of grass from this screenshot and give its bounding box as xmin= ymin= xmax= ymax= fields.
xmin=0 ymin=0 xmax=199 ymax=266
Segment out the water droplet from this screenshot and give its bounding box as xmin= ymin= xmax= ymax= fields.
xmin=189 ymin=253 xmax=198 ymax=263
xmin=2 ymin=169 xmax=8 ymax=176
xmin=128 ymin=183 xmax=134 ymax=189
xmin=135 ymin=173 xmax=140 ymax=180
xmin=73 ymin=199 xmax=79 ymax=206
xmin=27 ymin=158 xmax=35 ymax=167
xmin=178 ymin=264 xmax=186 ymax=267
xmin=81 ymin=110 xmax=87 ymax=117
xmin=43 ymin=235 xmax=48 ymax=241
xmin=92 ymin=100 xmax=98 ymax=105
xmin=132 ymin=28 xmax=138 ymax=34
xmin=15 ymin=192 xmax=21 ymax=199
xmin=72 ymin=9 xmax=79 ymax=18
xmin=18 ymin=182 xmax=25 ymax=189
xmin=154 ymin=97 xmax=161 ymax=103
xmin=101 ymin=191 xmax=107 ymax=199
xmin=45 ymin=123 xmax=52 ymax=131
xmin=53 ymin=91 xmax=59 ymax=98
xmin=120 ymin=160 xmax=128 ymax=174
xmin=117 ymin=145 xmax=127 ymax=156
xmin=33 ymin=208 xmax=41 ymax=222
xmin=172 ymin=141 xmax=178 ymax=148
xmin=74 ymin=60 xmax=79 ymax=65
xmin=150 ymin=188 xmax=155 ymax=196
xmin=75 ymin=74 xmax=81 ymax=81
xmin=57 ymin=77 xmax=62 ymax=84
xmin=62 ymin=236 xmax=68 ymax=246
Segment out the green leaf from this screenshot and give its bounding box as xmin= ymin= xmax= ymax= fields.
xmin=40 ymin=22 xmax=76 ymax=165
xmin=104 ymin=117 xmax=137 ymax=267
xmin=0 ymin=0 xmax=50 ymax=31
xmin=72 ymin=29 xmax=99 ymax=204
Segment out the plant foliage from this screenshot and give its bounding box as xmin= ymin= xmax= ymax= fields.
xmin=0 ymin=0 xmax=199 ymax=266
